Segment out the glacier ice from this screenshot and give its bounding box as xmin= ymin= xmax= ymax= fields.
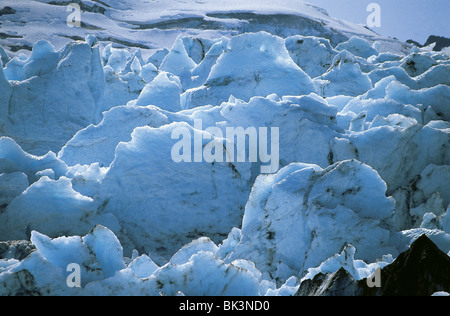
xmin=0 ymin=172 xmax=29 ymax=207
xmin=96 ymin=123 xmax=253 ymax=259
xmin=301 ymin=244 xmax=394 ymax=282
xmin=0 ymin=137 xmax=68 ymax=181
xmin=58 ymin=105 xmax=171 ymax=167
xmin=0 ymin=176 xmax=97 ymax=241
xmin=160 ymin=35 xmax=197 ymax=89
xmin=225 ymin=160 xmax=397 ymax=283
xmin=285 ymin=35 xmax=338 ymax=78
xmin=181 ymin=32 xmax=317 ymax=108
xmin=0 ymin=46 xmax=9 ymax=67
xmin=0 ymin=2 xmax=449 ymax=296
xmin=316 ymin=51 xmax=373 ymax=97
xmin=400 ymin=52 xmax=438 ymax=77
xmin=135 ymin=72 xmax=182 ymax=111
xmin=0 ymin=40 xmax=105 ymax=156
xmin=335 ymin=36 xmax=379 ymax=59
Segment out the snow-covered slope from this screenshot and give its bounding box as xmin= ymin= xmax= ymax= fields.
xmin=0 ymin=0 xmax=406 ymax=59
xmin=0 ymin=0 xmax=449 ymax=296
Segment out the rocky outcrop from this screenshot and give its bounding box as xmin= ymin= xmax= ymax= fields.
xmin=0 ymin=240 xmax=35 ymax=261
xmin=295 ymin=268 xmax=361 ymax=296
xmin=424 ymin=35 xmax=450 ymax=52
xmin=295 ymin=235 xmax=450 ymax=296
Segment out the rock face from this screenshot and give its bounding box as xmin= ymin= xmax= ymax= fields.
xmin=366 ymin=234 xmax=450 ymax=296
xmin=295 ymin=235 xmax=450 ymax=296
xmin=424 ymin=35 xmax=450 ymax=52
xmin=0 ymin=240 xmax=35 ymax=261
xmin=295 ymin=268 xmax=361 ymax=296
xmin=407 ymin=36 xmax=450 ymax=52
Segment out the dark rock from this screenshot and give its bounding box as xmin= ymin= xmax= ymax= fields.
xmin=0 ymin=240 xmax=36 ymax=261
xmin=295 ymin=268 xmax=361 ymax=296
xmin=0 ymin=270 xmax=41 ymax=296
xmin=362 ymin=234 xmax=450 ymax=296
xmin=48 ymin=1 xmax=106 ymax=14
xmin=424 ymin=35 xmax=450 ymax=51
xmin=406 ymin=39 xmax=422 ymax=48
xmin=0 ymin=6 xmax=16 ymax=16
xmin=295 ymin=235 xmax=450 ymax=296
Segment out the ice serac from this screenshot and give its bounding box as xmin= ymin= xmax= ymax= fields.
xmin=331 ymin=121 xmax=450 ymax=193
xmin=0 ymin=172 xmax=29 ymax=207
xmin=169 ymin=237 xmax=219 ymax=265
xmin=0 ymin=60 xmax=12 ymax=123
xmin=285 ymin=35 xmax=338 ymax=78
xmin=81 ymin=225 xmax=126 ymax=278
xmin=0 ymin=40 xmax=105 ymax=156
xmin=128 ymin=254 xmax=159 ymax=279
xmin=0 ymin=46 xmax=9 ymax=67
xmin=301 ymin=244 xmax=393 ymax=283
xmin=0 ymin=227 xmax=128 ymax=296
xmin=58 ymin=105 xmax=170 ymax=167
xmin=101 ymin=45 xmax=147 ymax=111
xmin=384 ymin=81 xmax=450 ymax=122
xmin=400 ymin=52 xmax=438 ymax=77
xmin=413 ymin=164 xmax=450 ymax=209
xmin=0 ymin=137 xmax=68 ymax=181
xmin=226 ymin=160 xmax=396 ymax=283
xmin=159 ymin=36 xmax=197 ymax=89
xmin=147 ymin=48 xmax=169 ymax=69
xmin=191 ymin=37 xmax=230 ymax=87
xmin=218 ymin=95 xmax=339 ymax=170
xmin=29 ymin=227 xmax=124 ymax=286
xmin=335 ymin=36 xmax=379 ymax=59
xmin=0 ymin=176 xmax=96 ymax=241
xmin=97 ymin=123 xmax=252 ymax=260
xmin=82 ymin=250 xmax=263 ymax=296
xmin=0 ymin=240 xmax=35 ymax=261
xmin=135 ymin=72 xmax=182 ymax=111
xmin=316 ymin=51 xmax=373 ymax=97
xmin=146 ymin=251 xmax=261 ymax=296
xmin=181 ymin=32 xmax=317 ymax=109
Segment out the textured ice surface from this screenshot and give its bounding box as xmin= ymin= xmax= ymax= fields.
xmin=96 ymin=123 xmax=253 ymax=259
xmin=0 ymin=1 xmax=449 ymax=296
xmin=181 ymin=32 xmax=317 ymax=108
xmin=0 ymin=40 xmax=105 ymax=155
xmin=225 ymin=160 xmax=397 ymax=283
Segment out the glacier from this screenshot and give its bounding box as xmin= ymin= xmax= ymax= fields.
xmin=0 ymin=0 xmax=449 ymax=296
